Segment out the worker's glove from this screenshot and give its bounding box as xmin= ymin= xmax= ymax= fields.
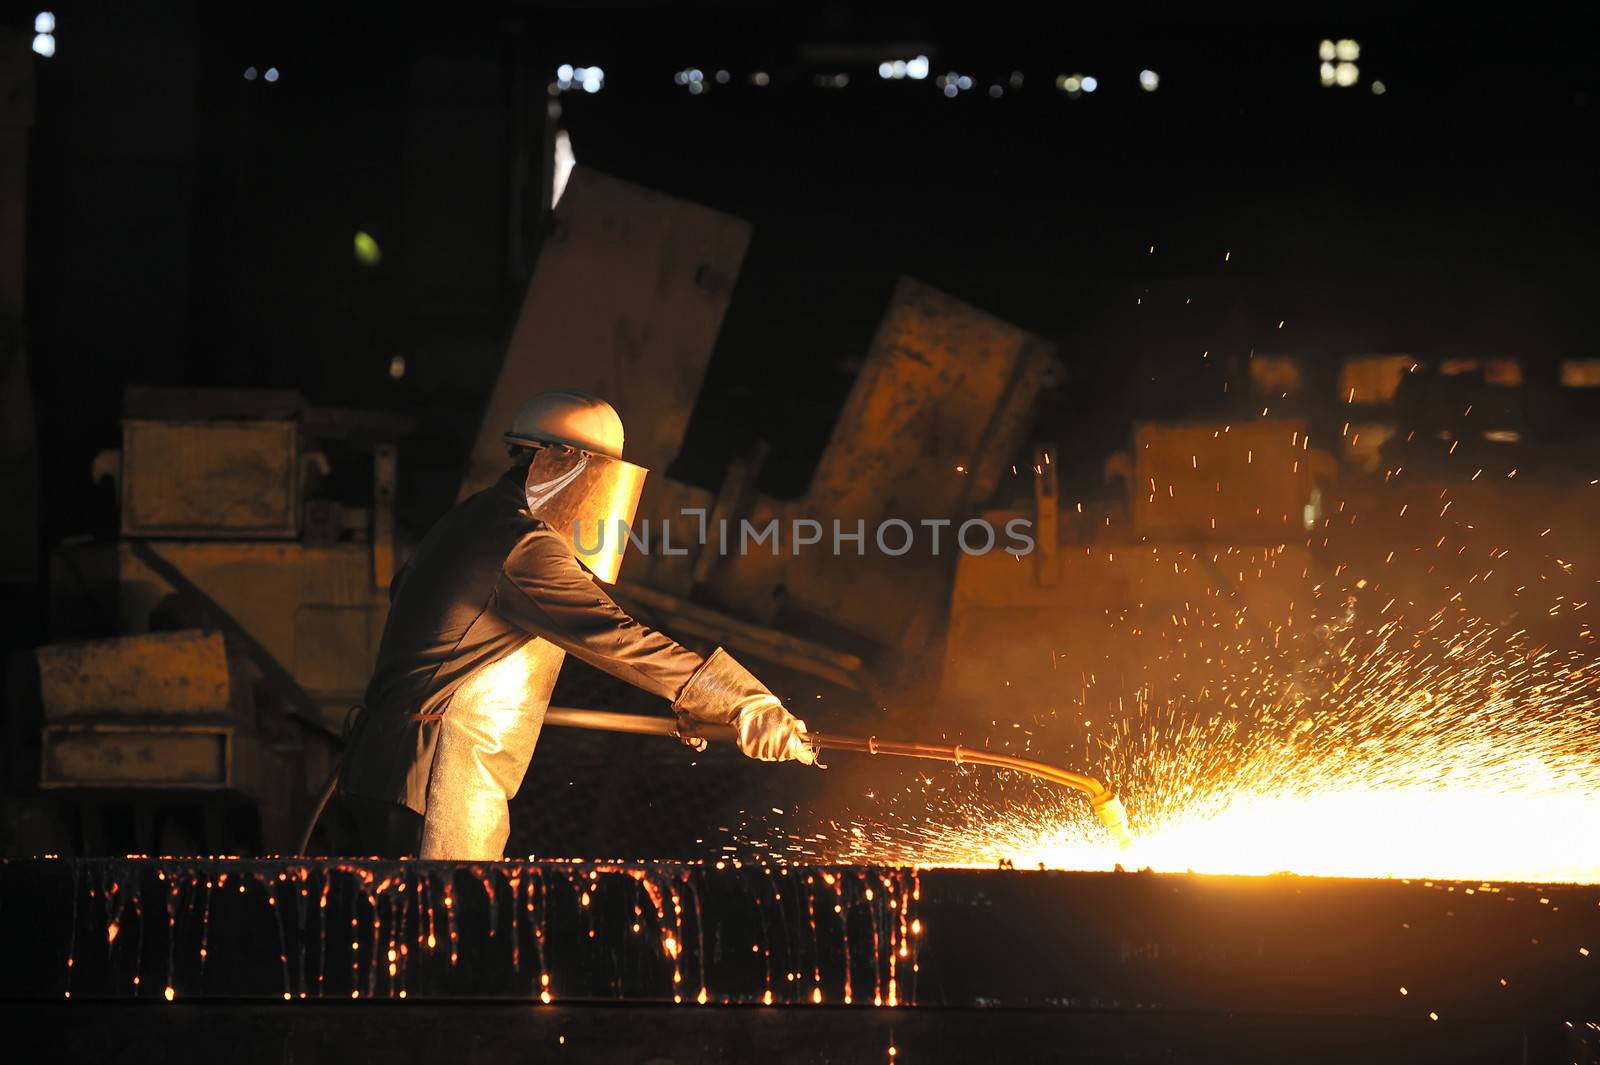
xmin=673 ymin=647 xmax=817 ymax=766
xmin=735 ymin=697 xmax=815 ymax=764
xmin=672 ymin=720 xmax=710 ymax=753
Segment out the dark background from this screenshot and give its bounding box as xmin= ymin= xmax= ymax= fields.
xmin=12 ymin=1 xmax=1599 ymax=549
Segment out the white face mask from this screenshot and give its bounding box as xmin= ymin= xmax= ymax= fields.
xmin=524 ymin=455 xmax=590 ymax=514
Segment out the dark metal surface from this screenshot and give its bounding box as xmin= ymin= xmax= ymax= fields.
xmin=4 ymin=860 xmax=1597 ymax=1014
xmin=3 ymin=859 xmax=1596 ymax=1062
xmin=3 ymin=858 xmax=920 ymax=1007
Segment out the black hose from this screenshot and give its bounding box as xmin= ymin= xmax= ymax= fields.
xmin=292 ymin=703 xmax=363 ymax=855
xmin=295 ymin=765 xmax=340 ymax=855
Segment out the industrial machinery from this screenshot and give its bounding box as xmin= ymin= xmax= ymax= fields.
xmin=32 ymin=388 xmax=410 ymax=853
xmin=35 ymin=628 xmax=295 ymax=849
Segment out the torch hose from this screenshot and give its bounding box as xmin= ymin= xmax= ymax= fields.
xmin=543 ymin=706 xmax=1132 ymax=846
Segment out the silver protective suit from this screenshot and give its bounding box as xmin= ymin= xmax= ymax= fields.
xmin=341 ymin=449 xmax=778 ymax=860
xmin=416 ymin=447 xmax=643 ymax=857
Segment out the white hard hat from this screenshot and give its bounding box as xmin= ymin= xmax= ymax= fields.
xmin=504 ymin=391 xmax=625 ymax=459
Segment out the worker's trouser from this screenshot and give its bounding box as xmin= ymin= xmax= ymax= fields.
xmin=343 ymin=792 xmax=424 ymax=858
xmin=415 ymin=639 xmax=566 ymax=860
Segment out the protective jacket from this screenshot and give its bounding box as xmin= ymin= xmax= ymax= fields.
xmin=340 ymin=467 xmax=772 ymax=858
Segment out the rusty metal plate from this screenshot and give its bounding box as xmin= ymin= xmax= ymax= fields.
xmin=804 ymin=278 xmax=1054 ymax=524
xmin=121 ymin=419 xmax=301 ymax=538
xmin=41 ymin=725 xmax=231 ymax=788
xmin=35 ymin=629 xmax=232 ymax=720
xmin=459 ymin=168 xmax=752 ymax=499
xmin=766 ymin=277 xmax=1055 ymax=652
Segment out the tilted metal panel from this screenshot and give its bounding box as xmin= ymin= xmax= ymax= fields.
xmin=803 ymin=278 xmax=1053 ymax=521
xmin=458 ymin=168 xmax=751 ymax=500
xmin=773 ymin=277 xmax=1056 ymax=652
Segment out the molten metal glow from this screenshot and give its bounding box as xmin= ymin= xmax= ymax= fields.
xmin=750 ymin=474 xmax=1600 ymax=884
xmin=976 ymin=783 xmax=1600 ymax=883
xmin=793 ymin=609 xmax=1600 ymax=882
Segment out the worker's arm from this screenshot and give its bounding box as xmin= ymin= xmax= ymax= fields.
xmin=492 ymin=526 xmax=813 ymax=763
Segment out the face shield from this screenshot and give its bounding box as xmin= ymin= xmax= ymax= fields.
xmin=522 ymin=444 xmax=648 ymax=583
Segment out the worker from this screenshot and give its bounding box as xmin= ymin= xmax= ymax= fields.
xmin=335 ymin=390 xmax=814 ymax=859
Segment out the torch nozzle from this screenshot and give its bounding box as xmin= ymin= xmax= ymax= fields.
xmin=1091 ymin=792 xmax=1133 ymax=850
